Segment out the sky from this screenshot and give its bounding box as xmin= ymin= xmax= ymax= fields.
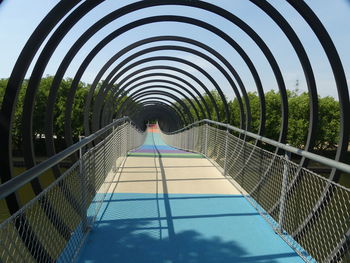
xmin=0 ymin=0 xmax=349 ymax=101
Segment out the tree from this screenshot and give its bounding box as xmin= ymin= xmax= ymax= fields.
xmin=287 ymin=91 xmax=309 ymax=148
xmin=264 ymin=90 xmax=282 ymax=141
xmin=315 ymin=96 xmax=340 ymax=150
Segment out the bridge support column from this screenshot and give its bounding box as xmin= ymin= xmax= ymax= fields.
xmin=223 ymin=124 xmax=229 ymax=176
xmin=112 ymin=121 xmax=117 ymax=173
xmin=192 ymin=124 xmax=196 ymax=151
xmin=79 ymin=136 xmax=90 ymax=232
xmin=278 ymin=146 xmax=291 ymax=233
xmin=204 ymin=124 xmax=208 ymax=157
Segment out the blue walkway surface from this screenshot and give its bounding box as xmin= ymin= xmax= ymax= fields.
xmin=129 ymin=126 xmax=203 ymax=158
xmin=77 ymin=193 xmax=303 ymax=263
xmin=77 ymin=126 xmax=304 ymax=263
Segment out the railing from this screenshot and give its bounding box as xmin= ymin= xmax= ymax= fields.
xmin=0 ymin=117 xmax=146 ymax=263
xmin=160 ymin=119 xmax=350 ymax=263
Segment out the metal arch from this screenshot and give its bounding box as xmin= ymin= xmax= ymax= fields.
xmin=130 ymin=102 xmax=183 ymax=131
xmin=98 ymin=78 xmax=205 ymax=130
xmin=127 ymin=98 xmax=188 ymax=127
xmin=99 ymin=74 xmax=212 ymax=130
xmin=90 ymin=50 xmax=233 ymax=131
xmin=138 ymin=100 xmax=184 ymax=124
xmin=37 ymin=0 xmax=275 ymax=155
xmin=0 ymin=1 xmax=83 ymax=261
xmin=124 ymin=94 xmax=193 ymax=125
xmin=107 ymin=84 xmax=202 ymax=127
xmin=20 ymin=0 xmax=103 ymax=174
xmin=39 ymin=5 xmax=284 ymax=170
xmin=62 ymin=13 xmax=284 ymax=150
xmin=133 ymin=107 xmax=180 ymax=132
xmin=249 ymin=0 xmax=318 ymax=167
xmin=98 ymin=65 xmax=222 ymax=126
xmin=133 ymin=101 xmax=187 ymax=127
xmin=122 ymin=97 xmax=189 ymax=125
xmin=286 ymin=0 xmax=350 ymax=183
xmin=284 ymin=1 xmax=350 ymax=258
xmin=90 ymin=44 xmax=244 ymax=130
xmin=60 ymin=14 xmax=239 ymax=150
xmin=33 ymin=0 xmax=320 ymax=179
xmin=90 ymin=71 xmax=213 ymax=135
xmin=122 ymin=84 xmax=201 ymax=120
xmin=90 ymin=47 xmax=233 ymax=132
xmin=134 ymin=100 xmax=185 ymax=128
xmin=108 ymin=77 xmax=208 ymax=119
xmin=106 ymin=80 xmax=206 ymax=123
xmin=48 ymin=3 xmax=292 ymax=159
xmin=118 ymin=90 xmax=195 ymax=124
xmin=85 ymin=35 xmax=249 ymax=131
xmin=1 ymin=0 xmax=348 ymax=261
xmin=81 ymin=32 xmax=251 ymax=132
xmin=1 ymin=0 xmax=307 ymax=207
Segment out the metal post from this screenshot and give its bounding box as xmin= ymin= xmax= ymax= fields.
xmin=204 ymin=123 xmax=208 ymax=156
xmin=103 ymin=136 xmax=106 ymax=178
xmin=278 ymin=146 xmax=291 ymax=233
xmin=223 ymin=125 xmax=229 ymax=176
xmin=192 ymin=124 xmax=196 ymax=151
xmin=112 ymin=121 xmax=117 ymax=173
xmin=127 ymin=123 xmax=130 ymax=152
xmin=79 ymin=136 xmax=89 ymax=232
xmin=242 ymin=136 xmax=246 ymax=186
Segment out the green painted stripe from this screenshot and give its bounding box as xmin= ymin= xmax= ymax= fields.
xmin=127 ymin=153 xmax=204 ymax=158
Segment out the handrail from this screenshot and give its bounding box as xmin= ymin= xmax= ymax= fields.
xmin=169 ymin=119 xmax=350 ymax=175
xmin=0 ymin=116 xmax=134 ymax=200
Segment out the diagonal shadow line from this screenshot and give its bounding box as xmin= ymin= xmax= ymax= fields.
xmin=98 ymin=212 xmax=261 ymax=223
xmin=236 ymin=252 xmax=300 ymax=262
xmin=118 ymin=165 xmax=215 ymax=169
xmin=111 ymin=178 xmax=234 ymax=184
xmin=151 ymin=127 xmax=179 ymax=263
xmin=107 ymin=178 xmax=232 ymax=183
xmin=91 ymin=195 xmax=244 ymax=204
xmin=153 ymin=132 xmax=163 ymax=242
xmin=96 ymin=156 xmax=126 ymax=227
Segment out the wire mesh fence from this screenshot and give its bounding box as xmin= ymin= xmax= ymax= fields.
xmin=160 ymin=121 xmax=350 ymax=263
xmin=0 ymin=120 xmax=146 ymax=263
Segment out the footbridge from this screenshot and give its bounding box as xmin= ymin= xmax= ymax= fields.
xmin=0 ymin=1 xmax=350 ymax=263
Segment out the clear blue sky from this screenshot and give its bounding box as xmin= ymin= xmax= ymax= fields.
xmin=0 ymin=0 xmax=349 ymax=100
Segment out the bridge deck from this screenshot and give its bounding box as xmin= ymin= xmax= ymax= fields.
xmin=77 ymin=126 xmax=304 ymax=263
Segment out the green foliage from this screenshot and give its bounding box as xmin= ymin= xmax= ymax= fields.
xmin=264 ymin=90 xmax=282 ymax=141
xmin=202 ymin=90 xmax=227 ymax=121
xmin=0 ymin=76 xmax=342 ymax=154
xmin=287 ymin=91 xmax=310 ymax=148
xmin=173 ymin=87 xmax=342 ymax=151
xmin=0 ymin=76 xmax=92 ymax=154
xmin=315 ymin=96 xmax=340 ymax=150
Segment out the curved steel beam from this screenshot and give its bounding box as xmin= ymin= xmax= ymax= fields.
xmin=94 ymin=72 xmax=212 ymax=133
xmin=97 ymin=65 xmax=222 ymax=128
xmin=107 ymin=81 xmax=206 ymax=123
xmin=137 ymin=101 xmax=184 ymax=128
xmin=131 ymin=102 xmax=182 ymax=132
xmin=103 ymin=84 xmax=201 ymax=129
xmin=103 ymin=77 xmax=207 ymax=123
xmin=40 ymin=3 xmax=291 ymax=172
xmin=118 ymin=90 xmax=195 ymax=124
xmin=285 ymin=1 xmax=350 ymax=257
xmin=91 ymin=52 xmax=232 ymax=132
xmin=0 ymin=1 xmax=84 ymax=261
xmin=64 ymin=14 xmax=283 ymax=151
xmin=2 ymin=1 xmax=348 ymax=261
xmin=126 ymin=98 xmax=188 ymax=126
xmin=87 ymin=36 xmax=250 ymax=131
